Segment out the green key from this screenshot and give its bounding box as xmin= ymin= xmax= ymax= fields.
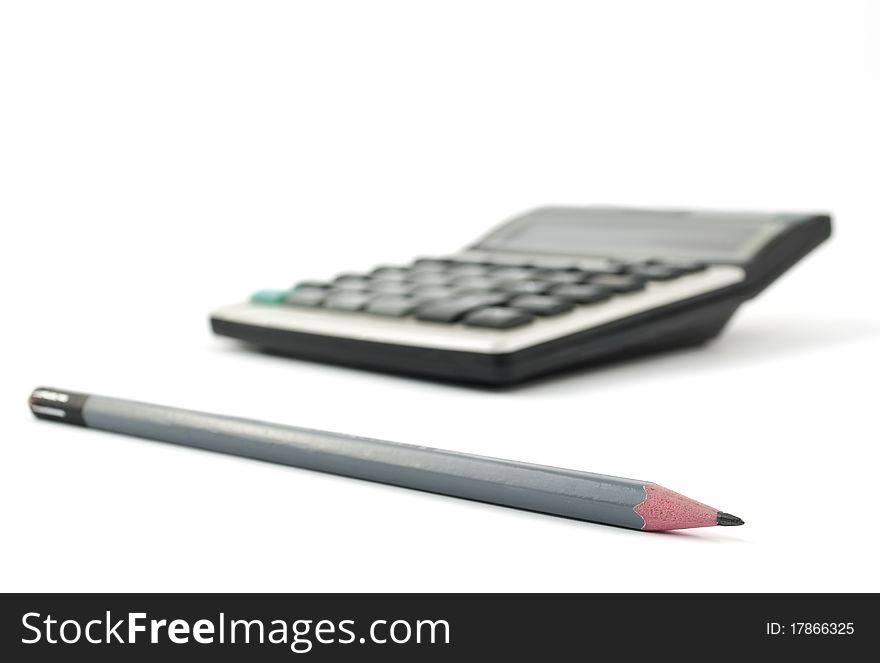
xmin=250 ymin=289 xmax=290 ymax=305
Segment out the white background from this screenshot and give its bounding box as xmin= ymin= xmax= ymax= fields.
xmin=2 ymin=1 xmax=878 ymax=592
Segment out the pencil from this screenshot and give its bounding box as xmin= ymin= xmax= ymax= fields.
xmin=28 ymin=387 xmax=743 ymax=532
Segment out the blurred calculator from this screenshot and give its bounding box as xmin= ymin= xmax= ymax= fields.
xmin=211 ymin=207 xmax=831 ymax=384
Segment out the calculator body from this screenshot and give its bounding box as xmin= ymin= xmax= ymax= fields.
xmin=210 ymin=207 xmax=831 ymax=385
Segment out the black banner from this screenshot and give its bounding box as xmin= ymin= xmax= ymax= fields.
xmin=1 ymin=593 xmax=874 ymax=660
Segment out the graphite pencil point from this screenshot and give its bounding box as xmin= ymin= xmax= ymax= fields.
xmin=716 ymin=512 xmax=745 ymax=527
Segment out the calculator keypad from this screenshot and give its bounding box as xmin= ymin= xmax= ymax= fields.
xmin=254 ymin=257 xmax=707 ymax=330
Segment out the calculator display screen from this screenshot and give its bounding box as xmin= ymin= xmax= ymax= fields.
xmin=476 ymin=208 xmax=789 ymax=262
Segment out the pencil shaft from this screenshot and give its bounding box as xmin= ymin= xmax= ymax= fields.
xmin=64 ymin=392 xmax=649 ymax=529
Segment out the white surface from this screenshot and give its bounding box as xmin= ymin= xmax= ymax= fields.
xmin=212 ymin=266 xmax=745 ymax=352
xmin=1 ymin=1 xmax=878 ymax=593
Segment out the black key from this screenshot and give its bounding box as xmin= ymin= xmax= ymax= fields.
xmin=532 ymin=269 xmax=591 ymax=284
xmin=508 ymin=295 xmax=574 ymax=316
xmin=490 ymin=266 xmax=537 ymax=280
xmin=454 ymin=288 xmax=510 ymax=300
xmin=370 ymin=280 xmax=413 ymax=295
xmin=416 ymin=293 xmax=510 ymax=323
xmin=496 ymin=279 xmax=553 ymax=295
xmin=334 ymin=275 xmax=372 ymax=291
xmin=324 ymin=291 xmax=372 ymax=311
xmin=285 ymin=287 xmax=327 ymax=307
xmin=366 ymin=295 xmax=420 ymax=317
xmin=370 ymin=266 xmax=410 ymax=281
xmin=294 ymin=280 xmax=332 ymax=289
xmin=627 ymin=264 xmax=685 ymax=281
xmin=462 ymin=307 xmax=535 ymax=329
xmin=410 ymin=284 xmax=460 ymax=300
xmin=412 ymin=258 xmax=451 ymax=271
xmin=551 ymin=284 xmax=612 ymax=304
xmin=588 ymin=274 xmax=645 ymax=293
xmin=591 ymin=263 xmax=629 ymax=275
xmin=450 ymin=275 xmax=501 ymax=290
xmin=407 ymin=271 xmax=452 ymax=285
xmin=445 ymin=263 xmax=491 ymax=276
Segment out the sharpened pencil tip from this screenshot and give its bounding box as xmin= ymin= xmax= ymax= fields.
xmin=716 ymin=511 xmax=744 ymax=526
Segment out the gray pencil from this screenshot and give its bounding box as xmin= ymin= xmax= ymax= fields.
xmin=28 ymin=387 xmax=743 ymax=531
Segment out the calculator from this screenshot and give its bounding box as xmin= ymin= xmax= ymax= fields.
xmin=211 ymin=207 xmax=831 ymax=385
